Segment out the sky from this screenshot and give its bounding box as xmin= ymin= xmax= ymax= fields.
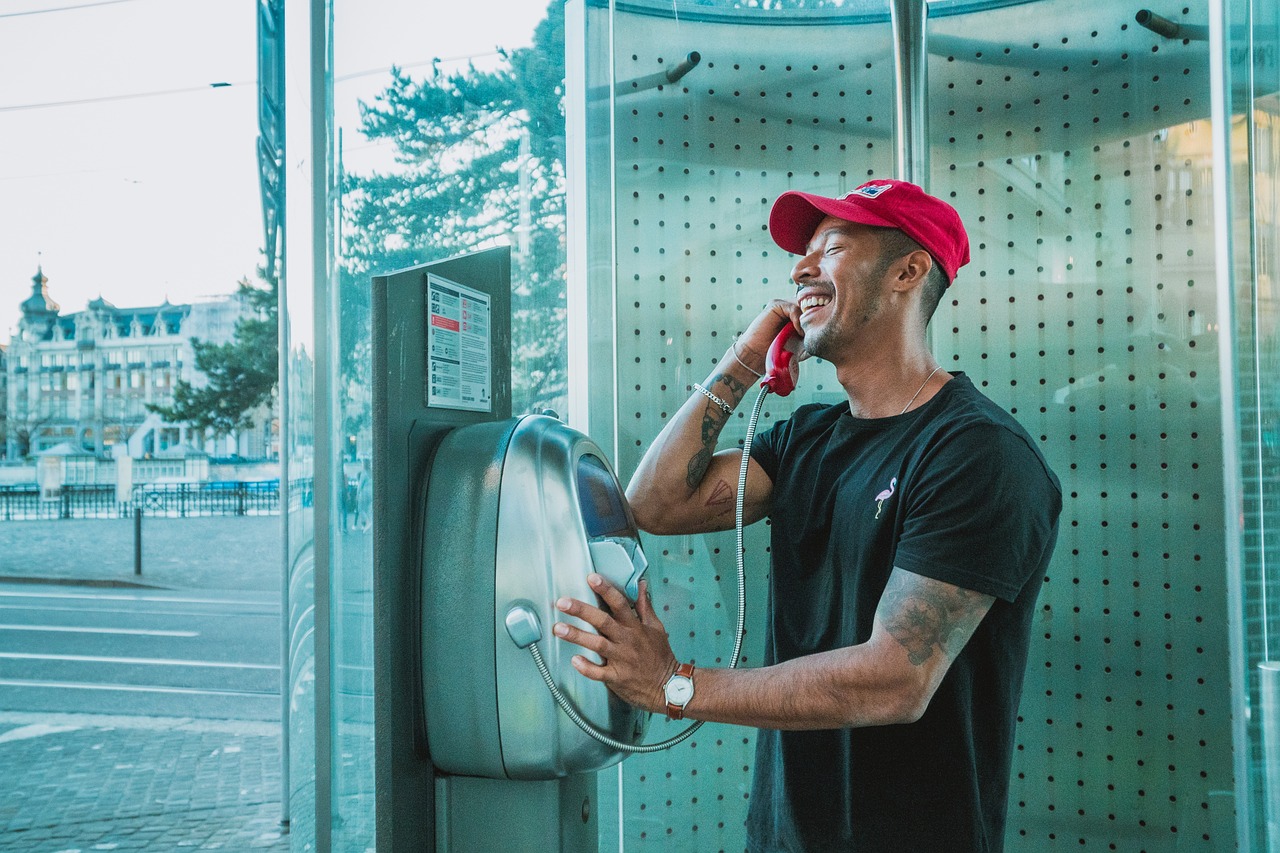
xmin=0 ymin=0 xmax=549 ymax=344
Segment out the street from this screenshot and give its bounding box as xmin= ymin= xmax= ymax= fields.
xmin=0 ymin=582 xmax=282 ymax=721
xmin=0 ymin=519 xmax=291 ymax=851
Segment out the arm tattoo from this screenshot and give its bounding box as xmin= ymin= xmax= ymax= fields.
xmin=684 ymin=371 xmax=749 ymax=490
xmin=704 ymin=479 xmax=733 ymax=507
xmin=876 ymin=570 xmax=993 ymax=667
xmin=687 ymin=446 xmax=712 ymax=488
xmin=715 ymin=372 xmax=750 ymax=398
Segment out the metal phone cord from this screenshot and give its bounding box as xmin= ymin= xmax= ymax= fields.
xmin=517 ymin=384 xmax=772 ymax=753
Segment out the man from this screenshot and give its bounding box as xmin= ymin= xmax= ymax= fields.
xmin=553 ymin=179 xmax=1062 ymax=852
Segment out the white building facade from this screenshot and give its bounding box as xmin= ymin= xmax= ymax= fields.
xmin=3 ymin=268 xmax=273 ymax=461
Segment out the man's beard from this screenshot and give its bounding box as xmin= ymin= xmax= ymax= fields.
xmin=801 ymin=322 xmax=837 ymax=361
xmin=800 ymin=283 xmax=881 ymax=362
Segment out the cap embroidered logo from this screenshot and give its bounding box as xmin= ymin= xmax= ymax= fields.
xmin=851 ymin=183 xmax=893 ymax=199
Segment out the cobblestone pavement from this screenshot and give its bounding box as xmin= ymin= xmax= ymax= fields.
xmin=0 ymin=712 xmax=288 ymax=852
xmin=0 ymin=517 xmax=291 ymax=851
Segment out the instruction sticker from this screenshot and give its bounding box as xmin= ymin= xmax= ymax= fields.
xmin=426 ymin=274 xmax=492 ymax=412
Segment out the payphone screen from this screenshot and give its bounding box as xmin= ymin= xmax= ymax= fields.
xmin=577 ymin=454 xmax=630 ymax=539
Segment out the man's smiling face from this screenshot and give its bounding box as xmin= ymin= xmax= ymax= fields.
xmin=791 ymin=216 xmax=891 ymax=362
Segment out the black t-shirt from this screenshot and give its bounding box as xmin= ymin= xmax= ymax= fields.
xmin=745 ymin=373 xmax=1061 ymax=853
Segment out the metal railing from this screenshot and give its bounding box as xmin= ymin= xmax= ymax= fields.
xmin=0 ymin=480 xmax=290 ymax=521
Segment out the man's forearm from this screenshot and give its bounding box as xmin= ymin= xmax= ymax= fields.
xmin=679 ymin=640 xmax=927 ymax=730
xmin=670 ymin=571 xmax=994 ymax=730
xmin=683 ymin=363 xmax=753 ymax=489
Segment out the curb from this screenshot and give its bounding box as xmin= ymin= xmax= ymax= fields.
xmin=0 ymin=575 xmax=166 ymax=590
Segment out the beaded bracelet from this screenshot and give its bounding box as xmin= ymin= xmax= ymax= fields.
xmin=692 ymin=382 xmax=732 ymax=415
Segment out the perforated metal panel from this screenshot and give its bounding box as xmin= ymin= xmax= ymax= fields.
xmin=591 ymin=8 xmax=892 ymax=851
xmin=577 ymin=2 xmax=1235 ymax=850
xmin=929 ymin=4 xmax=1234 ymax=849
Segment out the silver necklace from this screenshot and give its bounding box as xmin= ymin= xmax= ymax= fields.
xmin=900 ymin=366 xmax=942 ymax=415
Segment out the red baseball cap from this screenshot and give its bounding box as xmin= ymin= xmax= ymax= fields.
xmin=768 ymin=179 xmax=971 ymax=284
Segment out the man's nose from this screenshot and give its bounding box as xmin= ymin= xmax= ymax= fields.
xmin=790 ymin=251 xmax=819 ymax=283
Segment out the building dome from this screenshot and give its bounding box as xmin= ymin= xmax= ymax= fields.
xmin=20 ymin=266 xmax=59 ymax=318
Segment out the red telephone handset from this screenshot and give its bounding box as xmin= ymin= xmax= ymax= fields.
xmin=760 ymin=324 xmax=801 ymax=397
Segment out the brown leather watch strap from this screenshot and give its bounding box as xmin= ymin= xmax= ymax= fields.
xmin=665 ymin=661 xmax=696 ymax=720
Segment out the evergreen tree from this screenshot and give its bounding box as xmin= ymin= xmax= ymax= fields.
xmin=149 ymin=276 xmax=278 ymax=439
xmin=338 ymin=0 xmax=568 ymax=418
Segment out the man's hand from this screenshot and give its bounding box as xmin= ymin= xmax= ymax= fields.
xmin=553 ymin=576 xmax=677 ymax=714
xmin=734 ymin=298 xmax=804 ymax=376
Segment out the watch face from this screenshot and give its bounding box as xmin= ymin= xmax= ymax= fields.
xmin=666 ymin=675 xmax=694 ymax=704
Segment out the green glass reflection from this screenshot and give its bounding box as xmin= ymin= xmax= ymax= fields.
xmin=590 ymin=3 xmax=896 ymax=850
xmin=1225 ymin=0 xmax=1280 ymax=848
xmin=931 ymin=1 xmax=1232 ymax=850
xmin=327 ymin=2 xmax=569 ymax=850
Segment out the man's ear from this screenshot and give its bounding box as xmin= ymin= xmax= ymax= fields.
xmin=891 ymin=250 xmax=934 ymax=292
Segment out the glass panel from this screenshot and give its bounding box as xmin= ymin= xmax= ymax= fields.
xmin=930 ymin=0 xmax=1234 ymax=849
xmin=1225 ymin=0 xmax=1280 ymax=847
xmin=583 ymin=1 xmax=1246 ymax=851
xmin=290 ymin=0 xmax=1268 ymax=849
xmin=282 ymin=0 xmax=318 ymax=850
xmin=588 ymin=4 xmax=896 ymax=850
xmin=326 ymin=2 xmax=566 ymax=849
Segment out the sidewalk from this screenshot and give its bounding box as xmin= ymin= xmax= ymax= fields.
xmin=0 ymin=516 xmax=292 ymax=851
xmin=0 ymin=516 xmax=282 ymax=591
xmin=0 ymin=712 xmax=288 ymax=852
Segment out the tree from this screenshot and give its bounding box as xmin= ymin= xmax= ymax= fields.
xmin=149 ymin=276 xmax=278 ymax=438
xmin=5 ymin=409 xmax=53 ymax=459
xmin=338 ymin=0 xmax=568 ymax=418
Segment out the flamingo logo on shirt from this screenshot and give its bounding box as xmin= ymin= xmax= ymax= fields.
xmin=874 ymin=477 xmax=897 ymax=519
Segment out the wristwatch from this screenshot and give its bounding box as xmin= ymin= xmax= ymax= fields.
xmin=663 ymin=662 xmax=696 ymax=720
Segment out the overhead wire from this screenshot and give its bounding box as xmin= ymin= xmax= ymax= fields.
xmin=0 ymin=82 xmax=252 ymax=114
xmin=0 ymin=50 xmax=507 ymax=113
xmin=0 ymin=0 xmax=144 ymax=19
xmin=0 ymin=0 xmax=250 ymax=113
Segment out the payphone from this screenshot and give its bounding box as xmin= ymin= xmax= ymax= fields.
xmin=413 ymin=316 xmax=803 ymax=774
xmin=373 ymin=248 xmax=799 ymax=850
xmin=420 ymin=413 xmax=650 ymax=781
xmin=373 ymin=247 xmax=648 ymax=852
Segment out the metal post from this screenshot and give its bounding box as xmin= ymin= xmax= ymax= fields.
xmin=133 ymin=506 xmax=142 ymax=575
xmin=1260 ymin=662 xmax=1280 ymax=850
xmin=889 ymin=0 xmax=929 ymax=184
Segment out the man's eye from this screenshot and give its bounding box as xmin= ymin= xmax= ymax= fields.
xmin=824 ymin=245 xmax=843 ymax=255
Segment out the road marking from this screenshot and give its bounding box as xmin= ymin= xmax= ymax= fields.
xmin=0 ymin=589 xmax=278 ymax=608
xmin=0 ymin=603 xmax=278 ymax=619
xmin=0 ymin=723 xmax=82 ymax=744
xmin=0 ymin=623 xmax=198 ymax=637
xmin=0 ymin=651 xmax=277 ymax=669
xmin=0 ymin=710 xmax=281 ymax=736
xmin=0 ymin=678 xmax=279 ymax=697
